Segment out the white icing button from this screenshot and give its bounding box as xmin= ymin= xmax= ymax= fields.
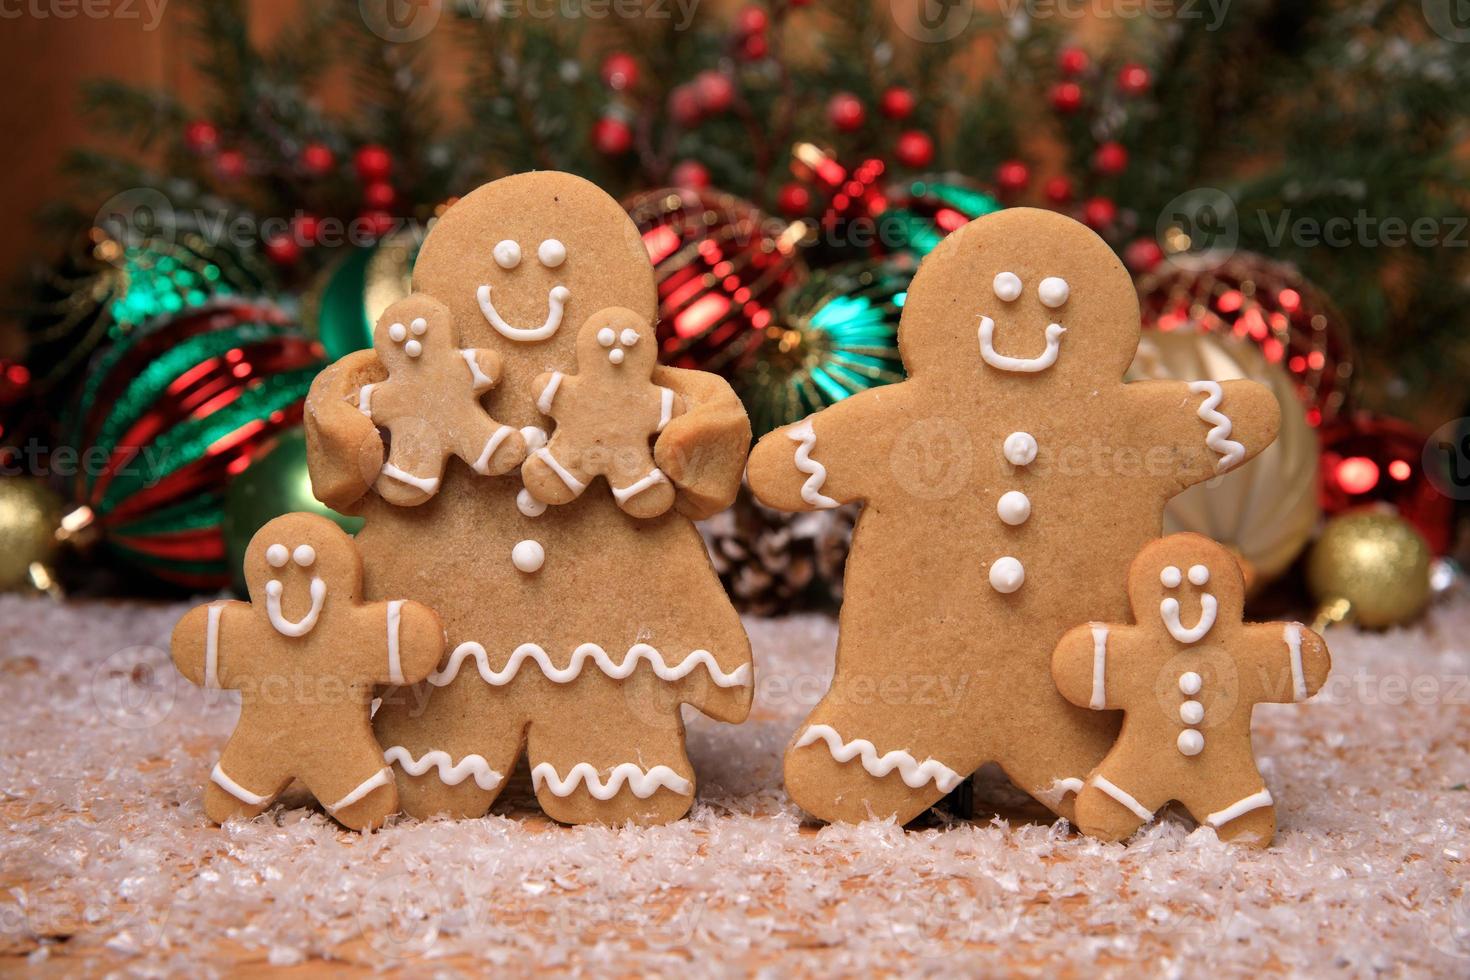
xmin=1188 ymin=564 xmax=1210 ymax=586
xmin=608 ymin=348 xmax=625 ymax=365
xmin=1177 ymin=729 xmax=1205 ymax=756
xmin=266 ymin=544 xmax=289 ymax=568
xmin=405 ymin=339 xmax=422 ymax=358
xmin=410 ymin=317 xmax=427 ymax=336
xmin=516 ymin=488 xmax=547 ymax=518
xmin=1180 ymin=700 xmax=1205 ymax=726
xmin=992 ymin=271 xmax=1023 ymax=302
xmin=388 ymin=322 xmax=406 ymax=343
xmin=512 ymin=539 xmax=545 ymax=573
xmin=1002 ymin=431 xmax=1038 ymax=467
xmin=292 ymin=544 xmax=316 ymax=567
xmin=620 ymin=328 xmax=640 ymax=347
xmin=597 ymin=327 xmax=616 ymax=347
xmin=1161 ymin=565 xmax=1182 ymax=588
xmin=996 ymin=490 xmax=1031 ymax=526
xmin=493 ymin=240 xmax=521 ymax=269
xmin=520 ymin=426 xmax=548 ymax=453
xmin=1179 ymin=671 xmax=1202 ymax=695
xmin=1038 ymin=276 xmax=1070 ymax=308
xmin=538 ymin=239 xmax=566 ymax=268
xmin=989 ymin=556 xmax=1025 ymax=594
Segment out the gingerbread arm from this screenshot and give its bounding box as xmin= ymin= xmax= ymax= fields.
xmin=1116 ymin=379 xmax=1280 ymax=495
xmin=170 ymin=599 xmax=254 ymax=690
xmin=304 ymin=348 xmax=387 ymax=513
xmin=1243 ymin=621 xmax=1332 ymax=705
xmin=1052 ymin=622 xmax=1129 ymax=711
xmin=461 ymin=348 xmax=503 ymax=392
xmin=353 ymin=600 xmax=446 ymax=687
xmin=651 ymin=365 xmax=751 ymax=521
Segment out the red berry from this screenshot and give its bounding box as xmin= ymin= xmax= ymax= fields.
xmin=995 ymin=159 xmax=1030 ymax=194
xmin=214 ymin=149 xmax=246 ymax=179
xmin=828 ymin=92 xmax=866 ymax=132
xmin=291 ymin=214 xmax=321 ymax=246
xmin=694 ymin=71 xmax=735 ymax=113
xmin=184 ymin=119 xmax=218 ymax=153
xmin=735 ymin=5 xmax=768 ymax=34
xmin=300 ymin=142 xmax=335 ymax=176
xmin=894 ymin=130 xmax=934 ymax=169
xmin=363 ymin=181 xmax=398 ymax=210
xmin=1043 ymin=176 xmax=1074 ymax=205
xmin=669 ymin=85 xmax=702 ymax=126
xmin=879 ymin=86 xmax=916 ymax=121
xmin=593 ymin=116 xmax=633 ymax=155
xmin=1050 ymin=81 xmax=1083 ymax=114
xmin=670 ymin=160 xmax=710 ymax=189
xmin=788 ymin=0 xmax=810 ymax=6
xmin=354 ymin=145 xmax=393 ymax=182
xmin=740 ymin=33 xmax=768 ymax=60
xmin=264 ymin=232 xmax=300 ymax=265
xmin=1058 ymin=47 xmax=1089 ymax=76
xmin=601 ymin=52 xmax=639 ymax=91
xmin=777 ymin=183 xmax=811 ymax=217
xmin=358 ymin=209 xmax=396 ymax=239
xmin=1092 ymin=141 xmax=1128 ymax=176
xmin=1124 ymin=237 xmax=1164 ymax=273
xmin=1083 ymin=196 xmax=1117 ymax=229
xmin=1118 ymin=62 xmax=1152 ymax=96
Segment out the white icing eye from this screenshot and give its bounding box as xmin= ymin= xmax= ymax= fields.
xmin=1188 ymin=564 xmax=1210 ymax=586
xmin=1161 ymin=565 xmax=1182 ymax=588
xmin=405 ymin=340 xmax=423 ymax=358
xmin=410 ymin=317 xmax=427 ymax=336
xmin=293 ymin=544 xmax=316 ymax=567
xmin=493 ymin=240 xmax=521 ymax=269
xmin=620 ymin=328 xmax=640 ymax=347
xmin=538 ymin=239 xmax=566 ymax=268
xmin=597 ymin=327 xmax=616 ymax=347
xmin=266 ymin=544 xmax=289 ymax=568
xmin=992 ymin=272 xmax=1023 ymax=302
xmin=1038 ymin=277 xmax=1070 ymax=308
xmin=608 ymin=348 xmax=626 ymax=365
xmin=388 ymin=322 xmax=406 ymax=343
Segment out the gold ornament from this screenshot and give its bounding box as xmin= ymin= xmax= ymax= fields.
xmin=0 ymin=478 xmax=62 ymax=591
xmin=1307 ymin=510 xmax=1432 ymax=630
xmin=1128 ymin=329 xmax=1320 ymax=588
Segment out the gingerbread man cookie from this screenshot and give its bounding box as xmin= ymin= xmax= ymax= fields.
xmin=1052 ymin=533 xmax=1331 ymax=846
xmin=521 ymin=307 xmax=685 ymax=519
xmin=358 ymin=294 xmax=526 ymax=507
xmin=170 ymin=513 xmax=445 ymax=830
xmin=746 ymin=207 xmax=1280 ymax=826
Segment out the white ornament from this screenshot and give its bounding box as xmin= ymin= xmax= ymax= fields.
xmin=996 ymin=490 xmax=1031 ymax=526
xmin=1180 ymin=700 xmax=1205 ymax=725
xmin=266 ymin=544 xmax=289 ymax=568
xmin=512 ymin=539 xmax=545 ymax=573
xmin=410 ymin=317 xmax=427 ymax=336
xmin=992 ymin=271 xmax=1023 ymax=302
xmin=1179 ymin=671 xmax=1202 ymax=695
xmin=1177 ymin=729 xmax=1205 ymax=756
xmin=989 ymin=556 xmax=1025 ymax=594
xmin=1161 ymin=565 xmax=1182 ymax=588
xmin=1038 ymin=276 xmax=1070 ymax=308
xmin=1188 ymin=563 xmax=1210 ymax=586
xmin=292 ymin=544 xmax=315 ymax=567
xmin=493 ymin=240 xmax=521 ymax=269
xmin=388 ymin=322 xmax=407 ymax=343
xmin=1002 ymin=431 xmax=1037 ymax=466
xmin=516 ymin=487 xmax=547 ymax=517
xmin=597 ymin=327 xmax=616 ymax=347
xmin=538 ymin=239 xmax=566 ymax=268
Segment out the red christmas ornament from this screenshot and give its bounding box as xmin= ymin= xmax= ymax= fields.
xmin=601 ymin=52 xmax=639 ymax=91
xmin=1050 ymin=82 xmax=1083 ymax=114
xmin=996 ymin=160 xmax=1030 ymax=194
xmin=358 ymin=209 xmax=396 ymax=239
xmin=1043 ymin=175 xmax=1074 ymax=205
xmin=354 ymin=145 xmax=393 ymax=182
xmin=777 ymin=182 xmax=811 ymax=216
xmin=593 ymin=116 xmax=634 ymax=155
xmin=669 ymin=85 xmax=702 ymax=126
xmin=1058 ymin=46 xmax=1090 ymax=76
xmin=671 ymin=160 xmax=711 ymax=189
xmin=291 ymin=214 xmax=321 ymax=247
xmin=300 ymin=142 xmax=335 ymax=176
xmin=694 ymin=71 xmax=736 ymax=114
xmin=214 ymin=149 xmax=246 ymax=180
xmin=894 ymin=131 xmax=934 ymax=169
xmin=362 ymin=181 xmax=397 ymax=210
xmin=1320 ymin=414 xmax=1454 ymax=554
xmin=827 ymin=92 xmax=866 ymax=132
xmin=1118 ymin=62 xmax=1152 ymax=96
xmin=879 ymin=86 xmax=916 ymax=120
xmin=264 ymin=232 xmax=301 ymax=266
xmin=1093 ymin=141 xmax=1128 ymax=176
xmin=1082 ymin=196 xmax=1117 ymax=229
xmin=184 ymin=119 xmax=219 ymax=154
xmin=740 ymin=33 xmax=769 ymax=60
xmin=735 ymin=5 xmax=768 ymax=34
xmin=1123 ymin=237 xmax=1164 ymax=274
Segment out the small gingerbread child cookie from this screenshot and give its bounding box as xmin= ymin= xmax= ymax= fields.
xmin=521 ymin=307 xmax=684 ymax=518
xmin=171 ymin=513 xmax=445 ymax=830
xmin=359 ymin=294 xmax=526 ymax=507
xmin=1052 ymin=532 xmax=1331 ymax=847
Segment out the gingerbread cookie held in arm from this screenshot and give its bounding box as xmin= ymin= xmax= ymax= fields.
xmin=746 ymin=207 xmax=1280 ymax=826
xmin=1053 ymin=533 xmax=1331 ymax=847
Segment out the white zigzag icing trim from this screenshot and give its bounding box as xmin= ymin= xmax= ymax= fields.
xmin=427 ymin=642 xmax=752 ymax=689
xmin=1188 ymin=380 xmax=1246 ymax=472
xmin=788 ymin=420 xmax=840 ymax=509
xmin=531 ymin=762 xmax=692 ymax=800
xmin=794 ymin=724 xmax=962 ymax=792
xmin=383 ymin=746 xmax=503 ymax=790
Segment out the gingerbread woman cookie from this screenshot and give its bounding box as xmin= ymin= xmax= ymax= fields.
xmin=746 ymin=207 xmax=1280 ymax=826
xmin=521 ymin=307 xmax=684 ymax=519
xmin=1052 ymin=533 xmax=1331 ymax=846
xmin=358 ymin=294 xmax=526 ymax=507
xmin=170 ymin=513 xmax=445 ymax=830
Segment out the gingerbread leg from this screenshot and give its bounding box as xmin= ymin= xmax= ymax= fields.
xmin=520 ymin=445 xmax=592 ymax=506
xmin=203 ymin=738 xmax=292 ymax=824
xmin=1073 ymin=768 xmax=1168 ymax=843
xmin=525 ymin=711 xmax=696 ymax=827
xmin=610 ymin=466 xmax=675 ymax=519
xmin=1190 ymin=784 xmax=1276 ymax=848
xmin=375 ymin=429 xmax=446 ymax=507
xmin=302 ymin=735 xmax=400 ymax=831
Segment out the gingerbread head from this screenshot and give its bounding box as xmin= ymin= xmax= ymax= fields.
xmin=576 ymin=306 xmax=660 ymax=377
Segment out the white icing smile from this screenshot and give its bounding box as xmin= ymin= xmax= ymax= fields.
xmin=265 ymin=576 xmax=327 ymax=637
xmin=978 ymin=317 xmax=1066 ymax=373
xmin=1160 ymin=592 xmax=1218 ymax=644
xmin=476 ymin=283 xmax=570 ymax=342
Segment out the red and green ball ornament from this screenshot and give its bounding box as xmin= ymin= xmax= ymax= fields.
xmin=880 ymin=174 xmax=1003 ymax=258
